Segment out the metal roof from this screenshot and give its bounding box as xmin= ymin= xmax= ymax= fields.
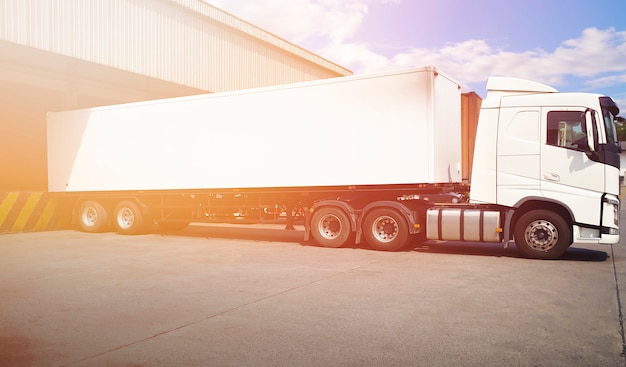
xmin=0 ymin=0 xmax=352 ymax=92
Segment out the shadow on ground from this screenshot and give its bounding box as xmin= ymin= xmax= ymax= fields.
xmin=411 ymin=241 xmax=608 ymax=262
xmin=158 ymin=224 xmax=609 ymax=262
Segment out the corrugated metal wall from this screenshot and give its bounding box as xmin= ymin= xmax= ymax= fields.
xmin=0 ymin=0 xmax=352 ymax=193
xmin=0 ymin=0 xmax=351 ymax=93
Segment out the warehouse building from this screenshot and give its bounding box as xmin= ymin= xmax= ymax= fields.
xmin=0 ymin=0 xmax=352 ymax=191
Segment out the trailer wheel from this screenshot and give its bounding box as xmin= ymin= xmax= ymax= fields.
xmin=310 ymin=207 xmax=353 ymax=248
xmin=114 ymin=201 xmax=149 ymax=235
xmin=363 ymin=208 xmax=409 ymax=251
xmin=514 ymin=210 xmax=571 ymax=259
xmin=78 ymin=201 xmax=109 ymax=233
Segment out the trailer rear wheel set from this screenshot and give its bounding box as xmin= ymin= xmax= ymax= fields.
xmin=77 ymin=199 xmax=184 ymax=235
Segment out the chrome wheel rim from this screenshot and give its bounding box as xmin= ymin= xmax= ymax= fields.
xmin=371 ymin=216 xmax=398 ymax=243
xmin=82 ymin=207 xmax=97 ymax=226
xmin=317 ymin=214 xmax=342 ymax=240
xmin=117 ymin=208 xmax=135 ymax=230
xmin=525 ymin=220 xmax=558 ymax=251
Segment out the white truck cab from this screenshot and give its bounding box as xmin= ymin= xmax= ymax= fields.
xmin=470 ymin=77 xmax=620 ymax=256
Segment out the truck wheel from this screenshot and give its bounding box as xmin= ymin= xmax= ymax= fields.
xmin=78 ymin=201 xmax=109 ymax=233
xmin=514 ymin=210 xmax=571 ymax=259
xmin=114 ymin=201 xmax=148 ymax=235
xmin=363 ymin=208 xmax=409 ymax=251
xmin=310 ymin=207 xmax=353 ymax=248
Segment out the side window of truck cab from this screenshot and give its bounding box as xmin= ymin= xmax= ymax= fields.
xmin=546 ymin=111 xmax=588 ymax=151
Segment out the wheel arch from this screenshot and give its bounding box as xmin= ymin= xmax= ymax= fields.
xmin=508 ymin=198 xmax=574 ymax=243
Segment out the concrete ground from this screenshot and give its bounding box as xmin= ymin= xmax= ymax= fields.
xmin=1 ymin=215 xmax=625 ymax=366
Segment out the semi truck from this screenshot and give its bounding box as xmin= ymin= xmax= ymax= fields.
xmin=46 ymin=66 xmax=621 ymax=259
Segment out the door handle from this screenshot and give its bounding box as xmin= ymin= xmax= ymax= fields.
xmin=543 ymin=172 xmax=560 ymax=182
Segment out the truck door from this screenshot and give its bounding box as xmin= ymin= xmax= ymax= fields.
xmin=540 ymin=109 xmax=605 ymax=221
xmin=496 ymin=107 xmax=542 ymax=205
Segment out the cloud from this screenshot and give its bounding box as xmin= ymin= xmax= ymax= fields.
xmin=585 ymin=73 xmax=626 ymax=90
xmin=334 ymin=27 xmax=626 ymax=87
xmin=204 ymin=1 xmax=626 ymax=110
xmin=323 ymin=27 xmax=626 ymax=102
xmin=205 ymin=0 xmax=368 ymax=44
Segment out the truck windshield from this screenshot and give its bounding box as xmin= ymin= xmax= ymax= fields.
xmin=600 ymin=96 xmax=619 ymax=145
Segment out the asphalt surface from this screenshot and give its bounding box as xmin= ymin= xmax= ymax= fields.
xmin=1 ymin=214 xmax=625 ymax=366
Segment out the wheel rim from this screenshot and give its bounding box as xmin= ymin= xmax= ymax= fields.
xmin=370 ymin=215 xmax=399 ymax=243
xmin=317 ymin=214 xmax=343 ymax=240
xmin=524 ymin=219 xmax=558 ymax=251
xmin=82 ymin=207 xmax=97 ymax=226
xmin=117 ymin=208 xmax=135 ymax=230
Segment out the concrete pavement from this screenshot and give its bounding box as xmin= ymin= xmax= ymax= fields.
xmin=0 ymin=214 xmax=625 ymax=366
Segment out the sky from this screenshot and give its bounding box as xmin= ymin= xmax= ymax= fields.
xmin=204 ymin=0 xmax=626 ymax=115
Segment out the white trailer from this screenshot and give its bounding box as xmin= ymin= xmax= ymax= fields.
xmin=47 ymin=66 xmax=621 ymax=259
xmin=48 ymin=66 xmax=460 ymax=191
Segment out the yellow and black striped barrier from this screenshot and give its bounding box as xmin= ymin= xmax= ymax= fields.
xmin=0 ymin=192 xmax=73 ymax=234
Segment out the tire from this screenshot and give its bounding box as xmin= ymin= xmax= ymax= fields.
xmin=113 ymin=201 xmax=149 ymax=235
xmin=514 ymin=210 xmax=571 ymax=259
xmin=158 ymin=221 xmax=190 ymax=231
xmin=310 ymin=207 xmax=353 ymax=248
xmin=362 ymin=208 xmax=409 ymax=251
xmin=78 ymin=201 xmax=109 ymax=233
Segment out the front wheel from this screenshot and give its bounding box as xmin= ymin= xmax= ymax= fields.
xmin=310 ymin=207 xmax=353 ymax=248
xmin=362 ymin=208 xmax=409 ymax=251
xmin=514 ymin=210 xmax=571 ymax=259
xmin=113 ymin=201 xmax=150 ymax=235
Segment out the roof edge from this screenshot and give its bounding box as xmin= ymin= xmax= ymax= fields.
xmin=171 ymin=0 xmax=352 ymax=76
